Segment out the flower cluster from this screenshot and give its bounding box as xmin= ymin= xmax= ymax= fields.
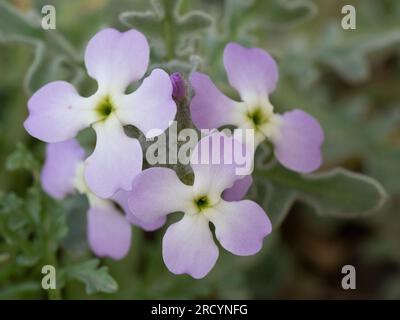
xmin=41 ymin=139 xmax=164 ymax=259
xmin=190 ymin=43 xmax=324 ymax=173
xmin=25 ymin=28 xmax=176 ymax=198
xmin=24 ymin=28 xmax=324 ymax=279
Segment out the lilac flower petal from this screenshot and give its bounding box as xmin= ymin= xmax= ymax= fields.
xmin=113 ymin=190 xmax=166 ymax=231
xmin=191 ymin=132 xmax=251 ymax=199
xmin=222 ymin=175 xmax=253 ymax=201
xmin=273 ymin=109 xmax=324 ymax=173
xmin=87 ymin=202 xmax=131 ymax=260
xmin=162 ymin=214 xmax=219 ymax=279
xmin=189 ymin=72 xmax=244 ymax=130
xmin=24 ymin=81 xmax=95 ymax=143
xmin=84 ymin=115 xmax=142 ymax=198
xmin=84 ymin=28 xmax=149 ymax=93
xmin=116 ymin=69 xmax=177 ymax=138
xmin=208 ymin=200 xmax=271 ymax=256
xmin=127 ymin=167 xmax=193 ymax=223
xmin=41 ymin=139 xmax=85 ymax=199
xmin=224 ymin=43 xmax=278 ymax=102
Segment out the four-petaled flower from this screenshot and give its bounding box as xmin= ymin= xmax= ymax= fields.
xmin=190 ymin=43 xmax=324 ymax=173
xmin=127 ymin=132 xmax=271 ymax=279
xmin=41 ymin=139 xmax=165 ymax=259
xmin=28 ymin=27 xmax=325 ymax=278
xmin=25 ymin=28 xmax=177 ymax=198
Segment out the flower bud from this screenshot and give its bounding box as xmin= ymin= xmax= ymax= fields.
xmin=170 ymin=72 xmax=186 ymax=102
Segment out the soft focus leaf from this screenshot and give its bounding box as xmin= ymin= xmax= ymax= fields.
xmin=5 ymin=143 xmax=39 ymax=173
xmin=119 ymin=0 xmax=213 ymax=69
xmin=66 ymin=259 xmax=118 ymax=294
xmin=251 ymin=0 xmax=318 ymax=28
xmin=0 ymin=193 xmax=23 ymax=216
xmin=0 ymin=1 xmax=81 ymax=94
xmin=256 ymin=165 xmax=388 ymax=225
xmin=251 ymin=181 xmax=297 ymax=228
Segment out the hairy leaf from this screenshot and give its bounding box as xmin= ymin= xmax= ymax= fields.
xmin=256 ymin=165 xmax=387 ymax=227
xmin=6 ymin=143 xmax=39 ymax=173
xmin=0 ymin=1 xmax=81 ymax=94
xmin=119 ymin=0 xmax=213 ymax=69
xmin=66 ymin=259 xmax=118 ymax=295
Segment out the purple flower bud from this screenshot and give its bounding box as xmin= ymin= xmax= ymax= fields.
xmin=170 ymin=72 xmax=186 ymax=102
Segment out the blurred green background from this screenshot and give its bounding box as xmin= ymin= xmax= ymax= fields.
xmin=0 ymin=0 xmax=399 ymax=299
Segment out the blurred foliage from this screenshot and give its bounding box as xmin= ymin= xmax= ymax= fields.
xmin=0 ymin=0 xmax=399 ymax=299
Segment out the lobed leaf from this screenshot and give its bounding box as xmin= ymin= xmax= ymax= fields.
xmin=0 ymin=1 xmax=81 ymax=94
xmin=66 ymin=259 xmax=118 ymax=295
xmin=119 ymin=0 xmax=213 ymax=67
xmin=5 ymin=143 xmax=39 ymax=173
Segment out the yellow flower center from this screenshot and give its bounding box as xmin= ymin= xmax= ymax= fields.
xmin=194 ymin=195 xmax=210 ymax=212
xmin=246 ymin=108 xmax=270 ymax=129
xmin=96 ymin=96 xmax=115 ymax=120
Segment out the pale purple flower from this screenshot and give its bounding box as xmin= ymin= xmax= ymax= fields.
xmin=25 ymin=28 xmax=177 ymax=198
xmin=190 ymin=43 xmax=324 ymax=173
xmin=222 ymin=175 xmax=253 ymax=201
xmin=127 ymin=132 xmax=271 ymax=279
xmin=41 ymin=139 xmax=164 ymax=260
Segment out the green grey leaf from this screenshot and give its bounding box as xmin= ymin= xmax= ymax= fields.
xmin=252 ymin=0 xmax=318 ymax=28
xmin=263 ymin=182 xmax=296 ymax=228
xmin=312 ymin=24 xmax=400 ymax=83
xmin=0 ymin=1 xmax=81 ymax=94
xmin=321 ymin=51 xmax=369 ymax=83
xmin=43 ymin=195 xmax=68 ymax=242
xmin=119 ymin=0 xmax=213 ymax=64
xmin=274 ymin=80 xmax=400 ymax=194
xmin=119 ymin=7 xmax=160 ymax=39
xmin=16 ymin=253 xmax=40 ymax=267
xmin=66 ymin=259 xmax=118 ymax=295
xmin=0 ymin=1 xmax=41 ymax=38
xmin=298 ymin=169 xmax=388 ymax=217
xmin=0 ymin=193 xmax=23 ymax=216
xmin=6 ymin=143 xmax=39 ymax=173
xmin=178 ymin=9 xmax=213 ymax=33
xmin=365 ymin=146 xmax=400 ymax=194
xmin=0 ymin=281 xmax=41 ymax=299
xmin=25 ymin=187 xmax=42 ymax=226
xmin=256 ymin=165 xmax=388 ymax=224
xmin=7 ymin=211 xmax=29 ymax=231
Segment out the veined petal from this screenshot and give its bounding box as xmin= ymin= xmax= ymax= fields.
xmin=189 ymin=72 xmax=245 ymax=130
xmin=87 ymin=201 xmax=131 ymax=260
xmin=223 ymin=175 xmax=253 ymax=201
xmin=272 ymin=109 xmax=324 ymax=173
xmin=207 ymin=200 xmax=271 ymax=256
xmin=224 ymin=43 xmax=278 ymax=103
xmin=41 ymin=139 xmax=85 ymax=199
xmin=191 ymin=132 xmax=252 ymax=201
xmin=115 ymin=69 xmax=176 ymax=138
xmin=24 ymin=81 xmax=95 ymax=143
xmin=84 ymin=28 xmax=149 ymax=93
xmin=113 ymin=189 xmax=166 ymax=231
xmin=162 ymin=214 xmax=219 ymax=279
xmin=127 ymin=167 xmax=193 ymax=223
xmin=84 ymin=115 xmax=142 ymax=198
